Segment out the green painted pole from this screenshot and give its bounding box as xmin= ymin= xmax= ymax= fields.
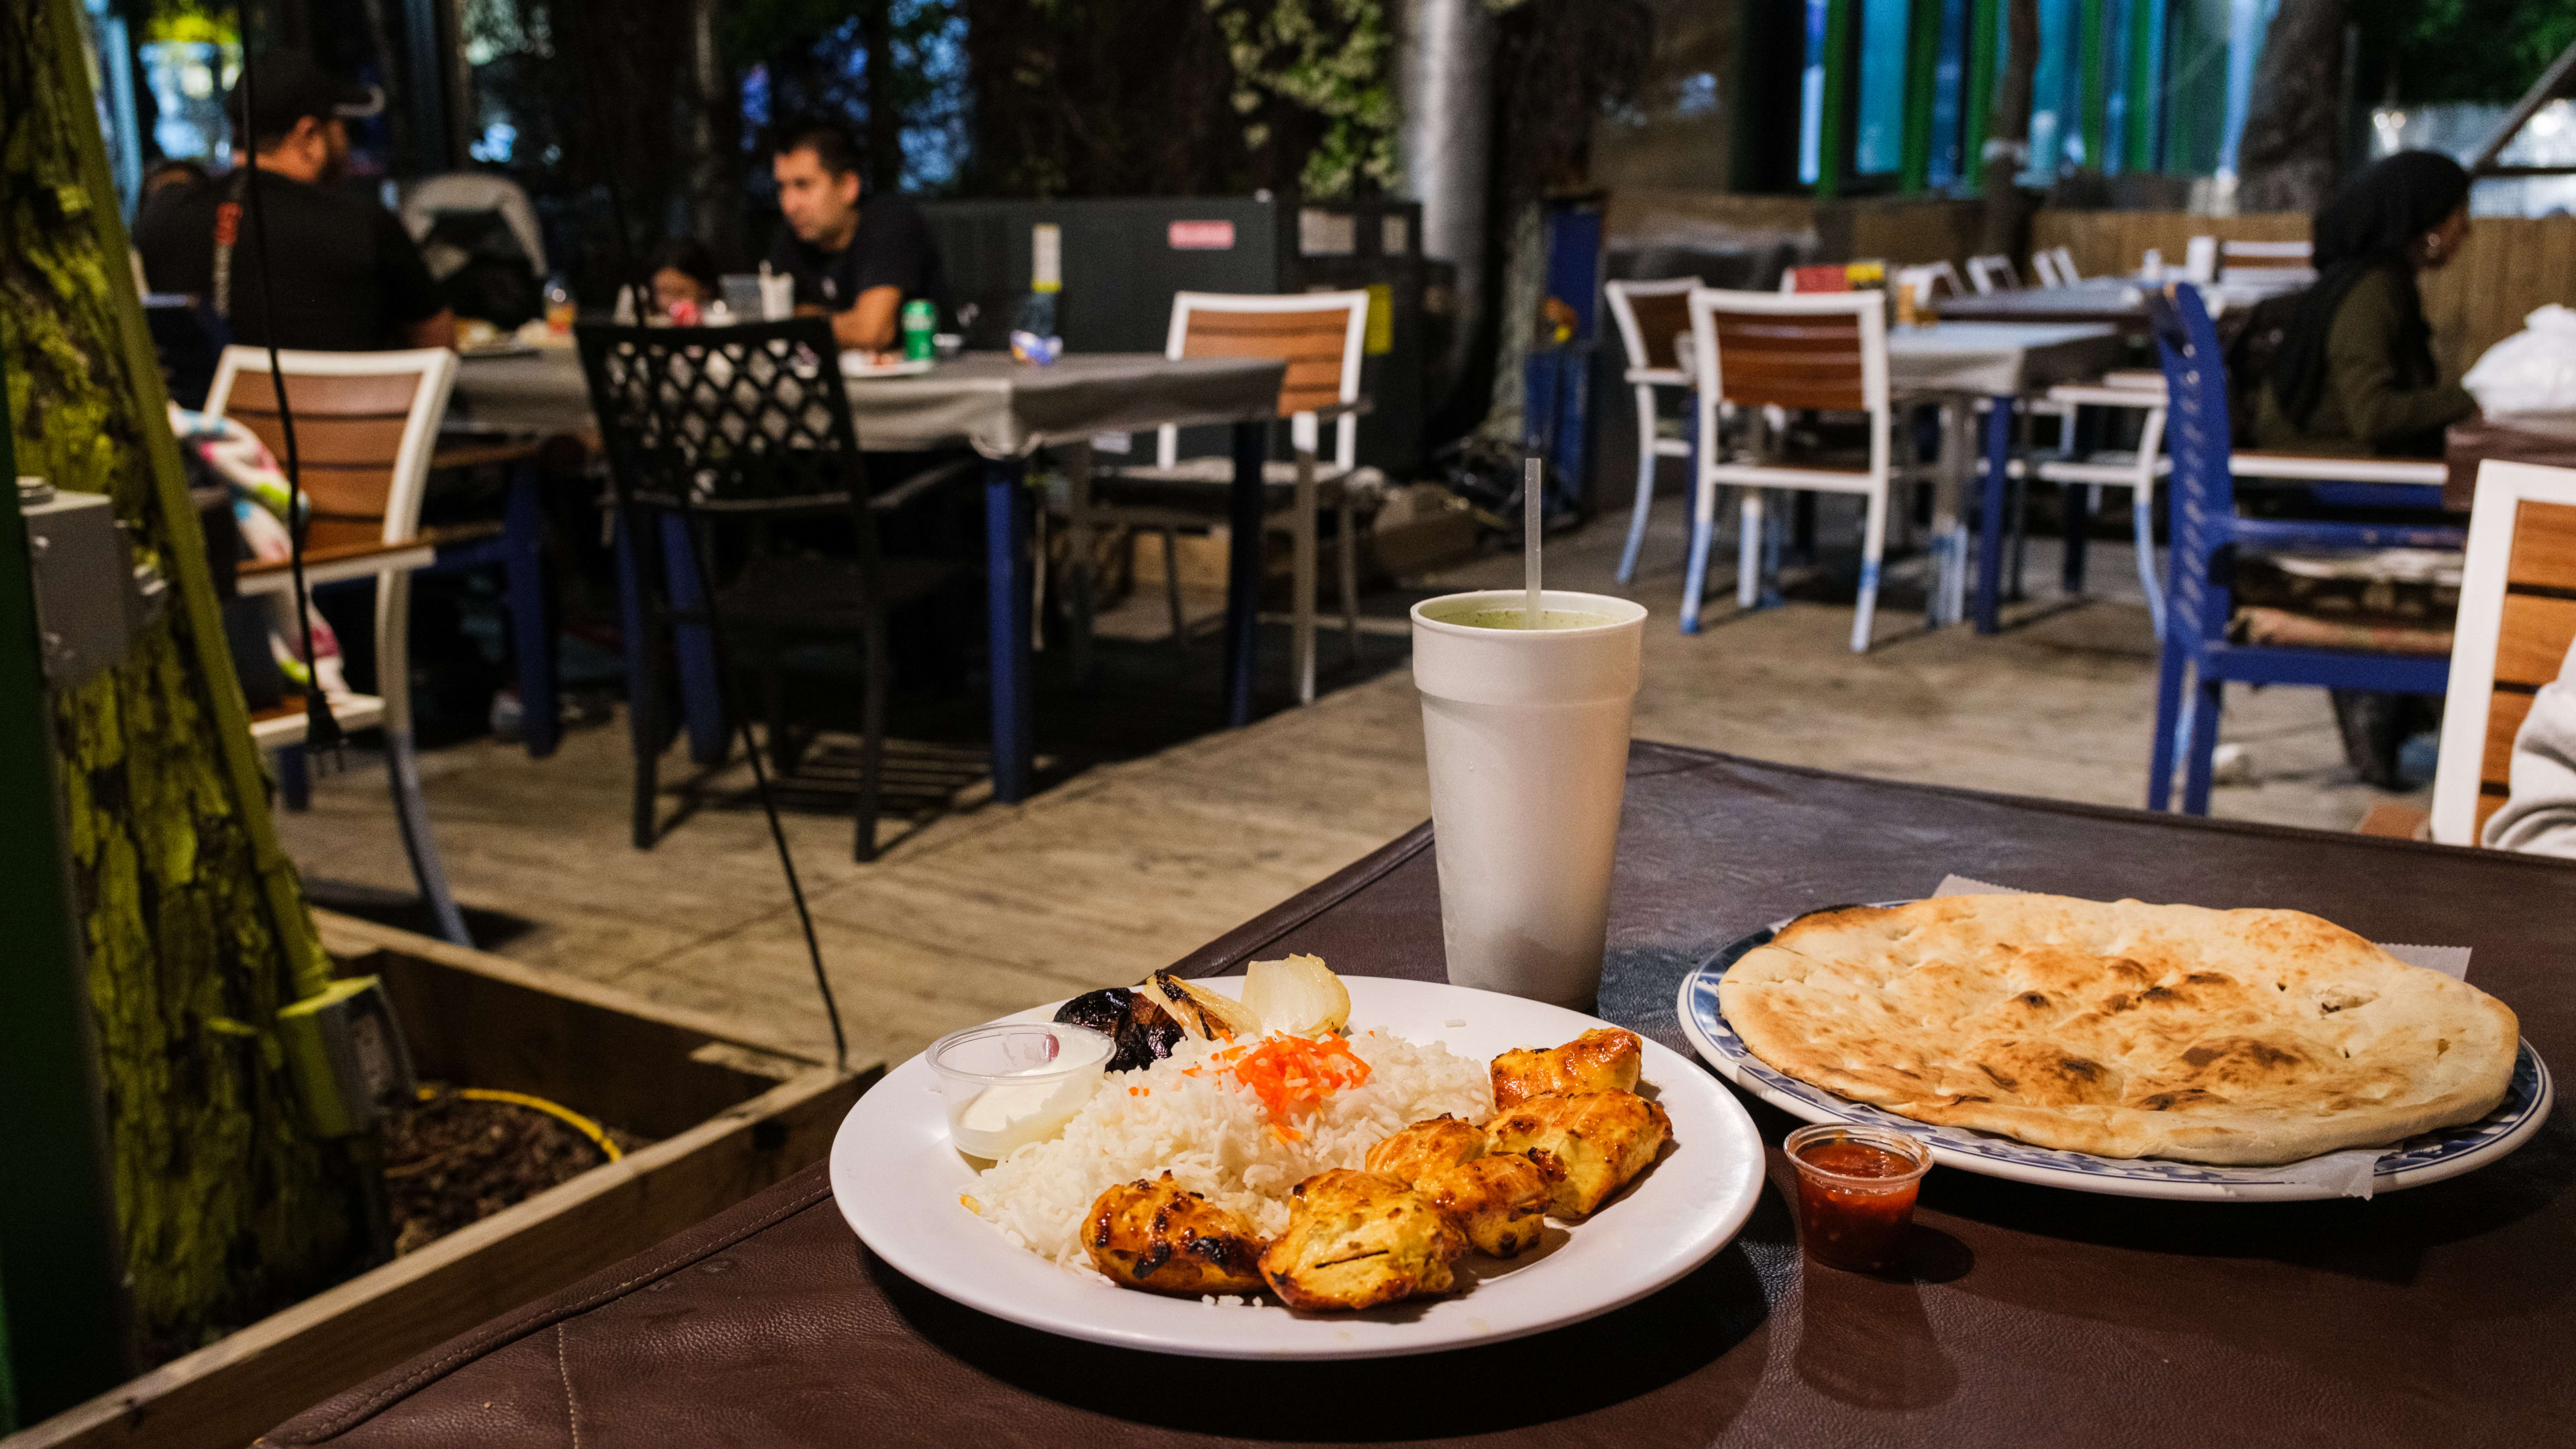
xmin=1817 ymin=0 xmax=1854 ymax=199
xmin=1901 ymin=0 xmax=1944 ymax=191
xmin=2079 ymin=0 xmax=2106 ymax=170
xmin=2127 ymin=0 xmax=2164 ymax=173
xmin=1964 ymin=0 xmax=2000 ymax=192
xmin=0 ymin=380 xmax=129 ymax=1425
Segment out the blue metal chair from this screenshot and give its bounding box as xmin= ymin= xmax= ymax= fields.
xmin=2141 ymin=283 xmax=2465 ymax=814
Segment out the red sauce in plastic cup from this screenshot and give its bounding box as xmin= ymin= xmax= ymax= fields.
xmin=1786 ymin=1123 xmax=1934 ymax=1274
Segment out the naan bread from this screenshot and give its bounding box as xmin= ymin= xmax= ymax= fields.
xmin=1719 ymin=895 xmax=2519 ymax=1165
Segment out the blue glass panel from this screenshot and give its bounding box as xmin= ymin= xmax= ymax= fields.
xmin=1854 ymin=0 xmax=1911 ymax=174
xmin=1799 ymin=0 xmax=1829 ymax=185
xmin=1927 ymin=0 xmax=1968 ymax=187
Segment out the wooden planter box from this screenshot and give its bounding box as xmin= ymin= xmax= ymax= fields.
xmin=14 ymin=912 xmax=874 ymax=1449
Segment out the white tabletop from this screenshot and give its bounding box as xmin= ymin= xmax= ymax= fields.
xmin=1885 ymin=321 xmax=2128 ymax=396
xmin=451 ymin=347 xmax=1286 ymax=460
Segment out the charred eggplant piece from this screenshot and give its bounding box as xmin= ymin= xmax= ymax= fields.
xmin=1053 ymin=987 xmax=1187 ymax=1072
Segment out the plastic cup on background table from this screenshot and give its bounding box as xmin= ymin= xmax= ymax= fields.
xmin=1409 ymin=589 xmax=1647 ymax=1006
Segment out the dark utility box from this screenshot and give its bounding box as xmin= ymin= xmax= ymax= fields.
xmin=922 ymin=197 xmax=1426 ymax=474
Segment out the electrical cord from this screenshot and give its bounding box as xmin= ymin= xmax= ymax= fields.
xmin=231 ymin=42 xmax=341 ymax=751
xmin=562 ymin=0 xmax=849 ymax=1073
xmin=418 ymin=1085 xmax=624 ymax=1163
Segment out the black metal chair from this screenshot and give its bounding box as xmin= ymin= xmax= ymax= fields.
xmin=576 ymin=318 xmax=952 ymax=861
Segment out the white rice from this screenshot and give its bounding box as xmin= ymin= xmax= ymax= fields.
xmin=970 ymin=1030 xmax=1491 ymax=1271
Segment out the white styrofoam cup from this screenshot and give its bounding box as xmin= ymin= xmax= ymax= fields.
xmin=1410 ymin=590 xmax=1648 ymax=1006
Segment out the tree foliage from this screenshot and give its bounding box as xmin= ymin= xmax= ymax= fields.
xmin=2359 ymin=0 xmax=2576 ymax=106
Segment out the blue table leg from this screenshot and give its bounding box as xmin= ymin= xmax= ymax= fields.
xmin=985 ymin=457 xmax=1033 ymax=804
xmin=659 ymin=511 xmax=725 ymax=765
xmin=503 ymin=459 xmax=559 ymax=759
xmin=1974 ymin=394 xmax=2013 ymax=635
xmin=1224 ymin=420 xmax=1265 ymax=727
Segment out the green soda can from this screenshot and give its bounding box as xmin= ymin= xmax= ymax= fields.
xmin=902 ymin=299 xmax=936 ymax=362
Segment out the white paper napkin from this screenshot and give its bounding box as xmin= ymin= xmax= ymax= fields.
xmin=1924 ymin=874 xmax=2475 ymax=1198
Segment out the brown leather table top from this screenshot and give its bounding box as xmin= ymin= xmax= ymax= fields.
xmin=265 ymin=745 xmax=2576 ymax=1447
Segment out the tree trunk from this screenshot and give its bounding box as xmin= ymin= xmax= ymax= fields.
xmin=2 ymin=0 xmax=352 ymax=1362
xmin=1979 ymin=0 xmax=2038 ymax=257
xmin=2238 ymin=0 xmax=2347 ymax=213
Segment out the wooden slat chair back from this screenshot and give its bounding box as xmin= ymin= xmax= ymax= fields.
xmin=1683 ymin=288 xmax=1896 ymax=651
xmin=206 ymin=347 xmax=458 ymax=553
xmin=2432 ymin=462 xmax=2576 ymax=844
xmin=1690 ymin=299 xmax=1880 ymax=415
xmin=1607 ymin=280 xmax=1695 ymax=377
xmin=1160 ymin=291 xmax=1369 ymax=468
xmin=1605 ymin=277 xmax=1701 ymax=584
xmin=2220 ymin=239 xmax=2314 ymax=276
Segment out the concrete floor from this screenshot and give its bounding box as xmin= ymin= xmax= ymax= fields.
xmin=278 ymin=494 xmax=2424 ymax=1071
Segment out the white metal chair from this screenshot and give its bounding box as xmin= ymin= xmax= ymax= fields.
xmin=2037 ymin=375 xmax=2172 ymax=635
xmin=1680 ymin=288 xmax=1896 ymax=651
xmin=2032 ymin=250 xmax=2068 ymax=288
xmin=1605 ymin=278 xmax=1699 ymax=584
xmin=1966 ymin=254 xmax=2021 ymax=294
xmin=2430 ymin=461 xmax=2576 ymax=845
xmin=205 ymin=345 xmax=469 ymax=944
xmin=1071 ymin=290 xmax=1378 ymax=705
xmin=2048 ymin=245 xmax=2081 ymax=284
xmin=1894 ymin=262 xmax=1966 ymax=311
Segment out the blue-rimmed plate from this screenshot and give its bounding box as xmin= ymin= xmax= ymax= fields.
xmin=1678 ymin=914 xmax=2553 ymax=1201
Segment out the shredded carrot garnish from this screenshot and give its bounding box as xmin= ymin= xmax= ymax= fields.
xmin=1224 ymin=1032 xmax=1372 ymax=1129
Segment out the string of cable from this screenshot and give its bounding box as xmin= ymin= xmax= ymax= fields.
xmin=231 ymin=36 xmax=340 ymax=752
xmin=560 ymin=0 xmax=849 ymax=1073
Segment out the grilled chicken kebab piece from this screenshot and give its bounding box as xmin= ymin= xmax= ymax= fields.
xmin=1486 ymin=1089 xmax=1672 ymax=1217
xmin=1258 ymin=1169 xmax=1466 ymax=1311
xmin=1364 ymin=1115 xmax=1554 ymax=1258
xmin=1083 ymin=1173 xmax=1269 ymax=1296
xmin=1491 ymin=1027 xmax=1643 ymax=1108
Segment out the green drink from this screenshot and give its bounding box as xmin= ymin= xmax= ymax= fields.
xmin=1449 ymin=607 xmax=1623 ymax=631
xmin=902 ymin=299 xmax=937 ymax=362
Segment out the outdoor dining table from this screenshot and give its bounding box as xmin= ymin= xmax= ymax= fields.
xmin=450 ymin=348 xmax=1289 ymax=803
xmin=1933 ymin=276 xmax=2303 ymax=330
xmin=1884 ymin=321 xmax=2129 ymax=631
xmin=262 ymin=743 xmax=2576 ymax=1447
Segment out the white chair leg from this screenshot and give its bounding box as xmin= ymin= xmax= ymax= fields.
xmin=1336 ymin=497 xmax=1361 ymax=666
xmin=1853 ymin=484 xmax=1890 ymax=653
xmin=1159 ymin=527 xmax=1187 ymax=647
xmin=386 ymin=727 xmax=471 ymax=947
xmin=1679 ymin=446 xmax=1719 ymax=635
xmin=375 ymin=567 xmax=469 ymax=947
xmin=1292 ymin=450 xmax=1319 ymax=706
xmin=2132 ymin=484 xmax=2163 ymax=638
xmin=1737 ymin=490 xmax=1764 ymax=610
xmin=1617 ymin=386 xmax=1660 ymax=584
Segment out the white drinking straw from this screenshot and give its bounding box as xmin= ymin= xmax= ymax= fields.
xmin=1524 ymin=455 xmax=1542 ymax=628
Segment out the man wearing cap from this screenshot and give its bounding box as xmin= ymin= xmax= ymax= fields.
xmin=137 ymin=51 xmax=454 ymax=352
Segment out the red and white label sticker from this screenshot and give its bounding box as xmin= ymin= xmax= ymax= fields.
xmin=1168 ymin=221 xmax=1236 ymax=250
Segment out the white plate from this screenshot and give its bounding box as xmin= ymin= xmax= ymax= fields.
xmin=838 ymin=354 xmax=934 ymax=378
xmin=830 ymin=975 xmax=1765 ymax=1358
xmin=1678 ymin=920 xmax=2554 ymax=1201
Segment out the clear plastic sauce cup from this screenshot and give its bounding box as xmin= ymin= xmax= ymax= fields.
xmin=1785 ymin=1123 xmax=1934 ymax=1273
xmin=928 ymin=1023 xmax=1113 ymax=1160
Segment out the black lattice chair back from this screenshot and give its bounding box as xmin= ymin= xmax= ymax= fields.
xmin=2143 ymin=283 xmax=2236 ymax=648
xmin=576 ymin=319 xmax=867 ymax=513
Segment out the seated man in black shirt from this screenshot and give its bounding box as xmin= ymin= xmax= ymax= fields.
xmin=137 ymin=50 xmax=453 ymax=352
xmin=765 ymin=117 xmax=951 ymax=355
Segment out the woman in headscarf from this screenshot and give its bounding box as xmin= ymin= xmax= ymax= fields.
xmin=2253 ymin=150 xmax=2477 ymax=457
